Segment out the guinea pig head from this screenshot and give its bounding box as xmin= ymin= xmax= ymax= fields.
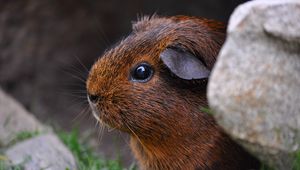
xmin=86 ymin=15 xmax=225 ymax=141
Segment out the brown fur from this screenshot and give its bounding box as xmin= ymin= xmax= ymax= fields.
xmin=86 ymin=15 xmax=260 ymax=170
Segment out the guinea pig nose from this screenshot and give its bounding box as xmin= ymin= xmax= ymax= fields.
xmin=88 ymin=93 xmax=100 ymax=103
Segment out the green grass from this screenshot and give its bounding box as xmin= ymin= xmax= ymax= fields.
xmin=0 ymin=160 xmax=24 ymax=170
xmin=259 ymin=150 xmax=300 ymax=170
xmin=0 ymin=155 xmax=30 ymax=170
xmin=199 ymin=107 xmax=215 ymax=116
xmin=292 ymin=150 xmax=300 ymax=170
xmin=2 ymin=129 xmax=136 ymax=170
xmin=59 ymin=130 xmax=136 ymax=170
xmin=8 ymin=131 xmax=40 ymax=146
xmin=0 ymin=131 xmax=37 ymax=170
xmin=260 ymin=163 xmax=273 ymax=170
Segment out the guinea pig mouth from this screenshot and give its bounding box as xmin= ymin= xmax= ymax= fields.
xmin=87 ymin=97 xmax=115 ymax=128
xmin=87 ymin=96 xmax=101 ymax=121
xmin=87 ymin=96 xmax=124 ymax=131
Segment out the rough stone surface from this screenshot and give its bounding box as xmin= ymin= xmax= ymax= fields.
xmin=5 ymin=134 xmax=77 ymax=170
xmin=0 ymin=88 xmax=46 ymax=147
xmin=208 ymin=0 xmax=300 ymax=169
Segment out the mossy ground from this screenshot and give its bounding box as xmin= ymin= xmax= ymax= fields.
xmin=1 ymin=130 xmax=136 ymax=170
xmin=59 ymin=130 xmax=136 ymax=170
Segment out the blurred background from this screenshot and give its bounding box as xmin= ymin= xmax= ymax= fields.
xmin=0 ymin=0 xmax=247 ymax=166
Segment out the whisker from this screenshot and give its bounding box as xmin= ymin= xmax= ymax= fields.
xmin=64 ymin=98 xmax=89 ymax=113
xmin=68 ymin=92 xmax=87 ymax=96
xmin=55 ymin=87 xmax=86 ymax=94
xmin=61 ymin=83 xmax=86 ymax=89
xmin=68 ymin=65 xmax=88 ymax=82
xmin=96 ymin=120 xmax=105 ymax=144
xmin=93 ymin=16 xmax=111 ymax=48
xmin=68 ymin=90 xmax=87 ymax=93
xmin=61 ymin=64 xmax=87 ymax=83
xmin=123 ymin=122 xmax=146 ymax=150
xmin=107 ymin=126 xmax=117 ymax=132
xmin=67 ymin=72 xmax=87 ymax=84
xmin=73 ymin=55 xmax=90 ymax=74
xmin=100 ymin=124 xmax=105 ymax=144
xmin=58 ymin=92 xmax=87 ymax=99
xmin=67 ymin=96 xmax=88 ymax=105
xmin=72 ymin=105 xmax=90 ymax=122
xmin=117 ymin=130 xmax=130 ymax=149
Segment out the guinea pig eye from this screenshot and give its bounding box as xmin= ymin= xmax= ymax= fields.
xmin=131 ymin=63 xmax=153 ymax=82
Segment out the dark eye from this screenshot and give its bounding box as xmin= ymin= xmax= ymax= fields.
xmin=131 ymin=63 xmax=154 ymax=82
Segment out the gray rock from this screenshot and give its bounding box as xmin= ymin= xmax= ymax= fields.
xmin=5 ymin=134 xmax=77 ymax=170
xmin=208 ymin=0 xmax=300 ymax=169
xmin=0 ymin=88 xmax=46 ymax=147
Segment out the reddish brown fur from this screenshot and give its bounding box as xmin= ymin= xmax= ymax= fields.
xmin=86 ymin=15 xmax=259 ymax=170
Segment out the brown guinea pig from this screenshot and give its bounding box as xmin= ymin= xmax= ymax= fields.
xmin=86 ymin=15 xmax=260 ymax=170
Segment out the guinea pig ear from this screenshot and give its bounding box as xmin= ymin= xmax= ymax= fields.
xmin=159 ymin=48 xmax=210 ymax=80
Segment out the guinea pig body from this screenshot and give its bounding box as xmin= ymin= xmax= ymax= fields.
xmin=86 ymin=15 xmax=259 ymax=170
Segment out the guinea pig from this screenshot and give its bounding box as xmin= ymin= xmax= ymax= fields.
xmin=86 ymin=15 xmax=260 ymax=170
